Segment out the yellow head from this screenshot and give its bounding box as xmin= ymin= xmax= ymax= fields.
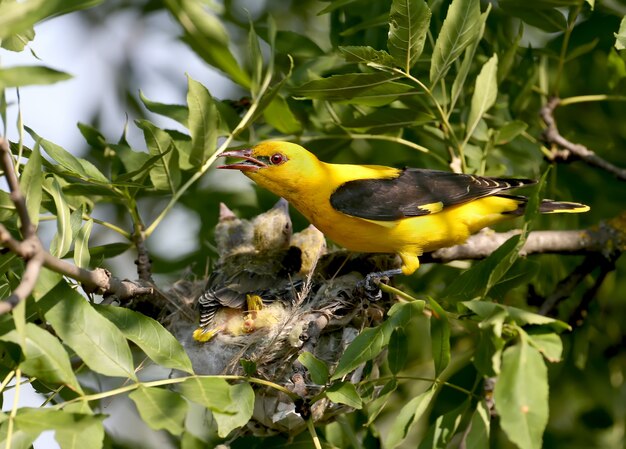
xmin=218 ymin=142 xmax=325 ymax=198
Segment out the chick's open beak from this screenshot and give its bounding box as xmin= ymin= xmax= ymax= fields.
xmin=217 ymin=149 xmax=267 ymax=172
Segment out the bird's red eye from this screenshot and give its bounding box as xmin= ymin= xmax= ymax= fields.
xmin=270 ymin=153 xmax=286 ymax=165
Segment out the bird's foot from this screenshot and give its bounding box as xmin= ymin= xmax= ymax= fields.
xmin=358 ymin=268 xmax=404 ymax=301
xmin=192 ymin=326 xmax=222 ymax=343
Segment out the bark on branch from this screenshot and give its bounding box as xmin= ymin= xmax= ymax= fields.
xmin=540 ymin=96 xmax=626 ymax=181
xmin=0 ymin=138 xmax=153 ymax=314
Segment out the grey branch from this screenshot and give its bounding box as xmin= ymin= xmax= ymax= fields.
xmin=424 ymin=215 xmax=625 ymax=263
xmin=540 ymin=96 xmax=626 ymax=181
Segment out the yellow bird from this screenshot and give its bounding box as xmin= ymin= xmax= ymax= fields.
xmin=218 ymin=142 xmax=589 ymax=291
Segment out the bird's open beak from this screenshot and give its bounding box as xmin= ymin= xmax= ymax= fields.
xmin=217 ymin=149 xmax=267 ymax=172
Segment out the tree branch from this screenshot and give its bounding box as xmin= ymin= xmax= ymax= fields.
xmin=422 ymin=213 xmax=625 ymax=264
xmin=0 ymin=137 xmax=153 ymax=314
xmin=540 ymin=96 xmax=626 ymax=181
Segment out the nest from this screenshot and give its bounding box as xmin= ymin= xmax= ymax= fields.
xmin=159 ymin=199 xmax=400 ymax=435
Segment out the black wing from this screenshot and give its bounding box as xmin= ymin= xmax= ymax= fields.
xmin=329 ymin=168 xmax=536 ymax=221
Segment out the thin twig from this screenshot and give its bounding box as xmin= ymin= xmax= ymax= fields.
xmin=540 ymin=96 xmax=626 ymax=181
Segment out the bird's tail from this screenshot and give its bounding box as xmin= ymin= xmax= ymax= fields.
xmin=498 ymin=194 xmax=590 ymax=215
xmin=538 ymin=199 xmax=590 ymax=214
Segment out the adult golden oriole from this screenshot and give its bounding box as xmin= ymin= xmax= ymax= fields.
xmin=218 ymin=142 xmax=589 ymax=291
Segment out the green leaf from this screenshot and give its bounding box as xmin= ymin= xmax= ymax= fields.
xmin=13 ymin=409 xmax=104 ymax=440
xmin=263 ymin=96 xmax=302 ymax=134
xmin=418 ymin=400 xmax=469 ymax=449
xmin=139 ymin=91 xmax=189 ymax=126
xmin=494 ymin=337 xmax=548 ymax=449
xmin=0 ymin=323 xmax=83 ymax=393
xmin=341 ymin=107 xmax=433 ymax=133
xmin=340 ymin=13 xmax=390 ymax=37
xmin=297 ymin=351 xmax=329 ymax=385
xmin=450 ymin=9 xmax=489 ymax=112
xmin=95 ymin=305 xmax=194 ymax=373
xmin=339 ymin=46 xmax=395 ymax=67
xmin=0 ymin=66 xmax=71 ymax=89
xmin=27 ymin=127 xmax=108 ymax=182
xmin=326 ymin=382 xmax=362 ymax=409
xmin=472 ymin=309 xmax=506 ymax=376
xmin=496 ymin=120 xmax=528 ymax=144
xmin=527 ymin=331 xmax=563 ymax=363
xmin=213 ymin=382 xmax=255 ymax=438
xmin=460 ymin=301 xmax=571 ymax=333
xmin=136 ymin=119 xmax=180 ymax=191
xmin=387 ymin=0 xmax=431 ymax=71
xmin=0 ymin=0 xmax=103 ymax=40
xmin=467 ymin=54 xmax=498 ymax=140
xmin=387 ymin=327 xmax=408 ymax=375
xmin=169 ymin=0 xmax=251 ymax=88
xmin=430 ymin=0 xmax=482 ymax=86
xmin=54 ymin=403 xmax=104 ymax=449
xmin=0 ymin=424 xmax=37 ymax=449
xmin=73 ymin=218 xmax=92 ymax=268
xmin=615 ymin=16 xmax=626 ymax=50
xmin=176 ymin=377 xmax=237 ymax=413
xmin=39 ymin=282 xmax=136 ymax=379
xmin=130 ymin=386 xmax=188 ymax=436
xmin=500 ymin=1 xmax=567 ymax=33
xmin=462 ymin=401 xmax=490 ymax=449
xmin=443 ymin=235 xmax=524 ymax=301
xmin=248 ymin=20 xmax=263 ymax=97
xmin=385 ymin=387 xmax=436 ymax=449
xmin=1 ymin=27 xmax=35 ymax=52
xmin=47 ymin=176 xmax=73 ymax=258
xmin=19 ymin=141 xmax=42 ymax=228
xmin=292 ymin=73 xmax=408 ymax=101
xmin=332 ymin=301 xmax=424 ymax=380
xmin=428 ymin=297 xmax=450 ymax=376
xmin=186 ymin=75 xmax=219 ymax=166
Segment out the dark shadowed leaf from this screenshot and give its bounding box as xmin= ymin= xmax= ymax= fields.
xmin=387 ymin=326 xmax=408 ymax=375
xmin=418 ymin=399 xmax=469 ymax=449
xmin=139 ymin=90 xmax=189 ymax=126
xmin=461 ymin=401 xmax=490 ymax=449
xmin=339 ymin=46 xmax=395 ymax=67
xmin=386 ymin=387 xmax=436 ymax=449
xmin=428 ymin=297 xmax=450 ymax=376
xmin=500 ymin=1 xmax=567 ymax=32
xmin=292 ymin=73 xmax=409 ymax=101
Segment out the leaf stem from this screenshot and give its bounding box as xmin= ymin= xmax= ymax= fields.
xmin=6 ymin=369 xmax=22 ymax=449
xmin=559 ymin=94 xmax=626 ymax=106
xmin=306 ymin=417 xmax=323 ymax=449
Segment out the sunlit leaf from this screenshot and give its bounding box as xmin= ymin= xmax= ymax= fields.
xmin=95 ymin=305 xmax=194 ymax=373
xmin=54 ymin=403 xmax=104 ymax=449
xmin=527 ymin=331 xmax=563 ymax=363
xmin=339 ymin=46 xmax=395 ymax=67
xmin=460 ymin=301 xmax=571 ymax=333
xmin=297 ymin=351 xmax=329 ymax=385
xmin=47 ymin=176 xmax=73 ymax=258
xmin=0 ymin=323 xmax=82 ymax=393
xmin=19 ymin=141 xmax=42 ymax=228
xmin=615 ymin=16 xmax=626 ymax=50
xmin=130 ymin=386 xmax=188 ymax=436
xmin=263 ymin=96 xmax=302 ymax=134
xmin=496 ymin=120 xmax=527 ymax=144
xmin=494 ymin=336 xmax=548 ymax=449
xmin=213 ymin=382 xmax=254 ymax=438
xmin=186 ymin=75 xmax=219 ymax=166
xmin=40 ymin=282 xmax=136 ymax=380
xmin=73 ymin=218 xmax=92 ymax=268
xmin=139 ymin=91 xmax=189 ymax=126
xmin=292 ymin=73 xmax=409 ymax=101
xmin=136 ymin=119 xmax=180 ymax=191
xmin=1 ymin=27 xmax=35 ymax=52
xmin=326 ymin=382 xmax=362 ymax=409
xmin=387 ymin=0 xmax=431 ymax=71
xmin=0 ymin=0 xmax=103 ymax=39
xmin=169 ymin=0 xmax=251 ymax=87
xmin=467 ymin=54 xmax=498 ymax=140
xmin=0 ymin=65 xmax=71 ymax=88
xmin=430 ymin=0 xmax=482 ymax=86
xmin=176 ymin=377 xmax=236 ymax=413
